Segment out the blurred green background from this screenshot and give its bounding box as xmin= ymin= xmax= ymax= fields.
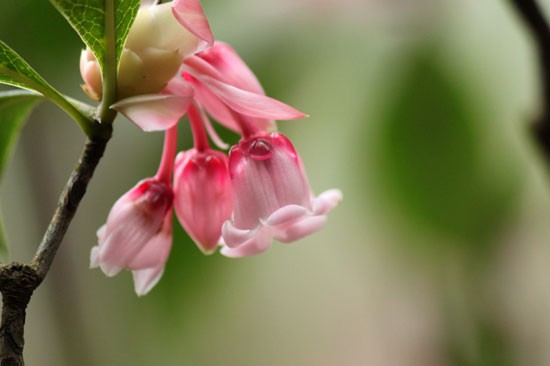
xmin=1 ymin=0 xmax=550 ymax=365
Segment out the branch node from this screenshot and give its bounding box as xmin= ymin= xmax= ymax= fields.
xmin=0 ymin=263 xmax=40 ymax=365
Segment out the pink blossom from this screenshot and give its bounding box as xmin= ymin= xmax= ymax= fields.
xmin=173 ymin=149 xmax=232 ymax=253
xmin=90 ymin=178 xmax=174 ymax=295
xmin=114 ymin=42 xmax=306 ymax=134
xmin=221 ymin=132 xmax=342 ymax=258
xmin=171 ymin=0 xmax=214 ymax=46
xmin=173 ymin=104 xmax=233 ymax=253
xmin=91 ymin=126 xmax=178 ymax=295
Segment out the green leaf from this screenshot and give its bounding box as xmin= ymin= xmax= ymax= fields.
xmin=0 ymin=40 xmax=60 ymax=96
xmin=49 ymin=0 xmax=140 ymax=71
xmin=0 ymin=41 xmax=95 ymax=134
xmin=114 ymin=0 xmax=141 ymax=68
xmin=0 ymin=90 xmax=43 ymax=258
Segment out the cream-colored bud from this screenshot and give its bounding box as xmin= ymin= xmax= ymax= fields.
xmin=117 ymin=47 xmax=184 ymax=99
xmin=139 ymin=48 xmax=183 ymax=85
xmin=80 ymin=2 xmax=202 ymax=100
xmin=120 ymin=2 xmax=202 ymax=98
xmin=117 ymin=49 xmax=147 ymax=99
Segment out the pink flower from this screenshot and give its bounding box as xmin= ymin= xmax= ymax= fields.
xmin=173 ymin=104 xmax=233 ymax=253
xmin=181 ymin=42 xmax=300 ymax=133
xmin=91 ymin=126 xmax=178 ymax=295
xmin=90 ymin=178 xmax=174 ymax=295
xmin=113 ymin=42 xmax=306 ymax=134
xmin=173 ymin=149 xmax=232 ymax=253
xmin=221 ymin=132 xmax=342 ymax=258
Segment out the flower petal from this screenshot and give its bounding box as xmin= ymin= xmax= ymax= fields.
xmin=90 ymin=246 xmax=100 ymax=268
xmin=132 ymin=266 xmax=164 ymax=296
xmin=127 ymin=213 xmax=172 ymax=269
xmin=171 ymin=0 xmax=214 ymax=46
xmin=174 ymin=150 xmax=233 ymax=254
xmin=221 ymin=221 xmax=257 ymax=249
xmin=96 ymin=225 xmax=107 ymax=242
xmin=195 ymin=75 xmax=307 ymax=121
xmin=312 ymin=189 xmax=343 ymax=215
xmin=265 ymin=204 xmax=308 ymax=226
xmin=186 ymin=75 xmax=240 ymax=131
xmin=195 ymin=42 xmax=265 ymax=94
xmin=220 ymin=225 xmax=272 ymax=258
xmin=111 ymin=94 xmax=192 ymax=131
xmin=95 ymin=179 xmax=172 ymax=277
xmin=162 ymin=74 xmax=194 ymax=96
xmin=272 ymin=215 xmax=327 ymax=243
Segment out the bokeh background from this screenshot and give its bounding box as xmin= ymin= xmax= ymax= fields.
xmin=1 ymin=0 xmax=550 ymax=365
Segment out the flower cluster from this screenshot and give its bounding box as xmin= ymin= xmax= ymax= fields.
xmin=87 ymin=0 xmax=342 ymax=295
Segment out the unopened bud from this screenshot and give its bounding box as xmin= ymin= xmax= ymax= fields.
xmin=80 ymin=2 xmax=204 ymax=100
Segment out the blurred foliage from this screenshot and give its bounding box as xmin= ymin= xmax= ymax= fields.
xmin=372 ymin=50 xmax=521 ymax=255
xmin=151 ymin=217 xmax=230 ymax=319
xmin=0 ymin=91 xmax=42 ymax=179
xmin=0 ymin=1 xmax=82 ymax=75
xmin=0 ymin=90 xmax=42 ymax=257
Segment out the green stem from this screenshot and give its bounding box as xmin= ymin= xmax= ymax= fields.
xmin=43 ymin=89 xmax=97 ymax=136
xmin=97 ymin=0 xmax=118 ymax=123
xmin=1 ymin=73 xmax=98 ymax=137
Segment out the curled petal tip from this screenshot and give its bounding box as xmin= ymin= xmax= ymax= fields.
xmin=272 ymin=215 xmax=327 ymax=243
xmin=266 ymin=205 xmax=308 ymax=226
xmin=220 ymin=224 xmax=272 ymax=258
xmin=198 ymin=246 xmax=217 ymax=256
xmin=194 ymin=75 xmax=306 ymax=121
xmin=221 ymin=221 xmax=254 ymax=249
xmin=90 ymin=246 xmax=100 ymax=268
xmin=172 ymin=0 xmax=214 ymax=46
xmin=99 ymin=262 xmax=123 ymax=277
xmin=133 ymin=267 xmax=164 ymax=296
xmin=313 ymin=189 xmax=343 ymax=215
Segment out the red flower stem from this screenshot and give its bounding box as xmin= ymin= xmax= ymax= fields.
xmin=156 ymin=124 xmax=178 ymax=183
xmin=188 ymin=103 xmax=210 ymax=152
xmin=228 ymin=109 xmax=260 ymax=139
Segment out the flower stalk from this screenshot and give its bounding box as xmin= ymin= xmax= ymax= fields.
xmin=156 ymin=125 xmax=178 ymax=183
xmin=187 ymin=103 xmax=209 ymax=151
xmin=96 ymin=0 xmax=118 ymax=123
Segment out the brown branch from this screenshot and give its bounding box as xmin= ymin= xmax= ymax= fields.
xmin=31 ymin=135 xmax=110 ymax=278
xmin=0 ymin=264 xmax=39 ymax=366
xmin=509 ymin=0 xmax=550 ymax=159
xmin=0 ymin=129 xmax=111 ymax=365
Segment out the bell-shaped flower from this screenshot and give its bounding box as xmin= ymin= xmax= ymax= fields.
xmin=90 ymin=178 xmax=174 ymax=295
xmin=91 ymin=125 xmax=178 ymax=295
xmin=173 ymin=148 xmax=232 ymax=253
xmin=172 ymin=103 xmax=232 ymax=253
xmin=220 ymin=132 xmax=342 ymax=258
xmin=80 ymin=0 xmax=213 ymax=100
